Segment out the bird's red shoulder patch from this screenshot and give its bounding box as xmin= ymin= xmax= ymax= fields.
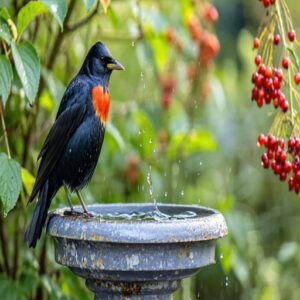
xmin=92 ymin=85 xmax=110 ymax=126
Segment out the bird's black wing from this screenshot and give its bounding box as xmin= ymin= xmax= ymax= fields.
xmin=28 ymin=102 xmax=87 ymax=204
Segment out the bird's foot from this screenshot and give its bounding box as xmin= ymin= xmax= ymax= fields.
xmin=82 ymin=211 xmax=94 ymax=218
xmin=63 ymin=209 xmax=83 ymax=216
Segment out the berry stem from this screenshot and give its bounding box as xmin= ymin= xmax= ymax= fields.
xmin=276 ymin=0 xmax=294 ymax=122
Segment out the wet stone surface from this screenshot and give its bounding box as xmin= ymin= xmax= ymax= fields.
xmin=46 ymin=203 xmax=228 ymax=299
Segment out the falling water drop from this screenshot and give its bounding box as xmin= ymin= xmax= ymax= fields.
xmin=131 ymin=41 xmax=135 ymax=47
xmin=164 ymin=191 xmax=168 ymax=197
xmin=181 ymin=190 xmax=184 ymax=196
xmin=220 ymin=253 xmax=224 ymax=259
xmin=225 ymin=276 xmax=229 ymax=287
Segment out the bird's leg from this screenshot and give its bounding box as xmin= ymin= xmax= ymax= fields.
xmin=75 ymin=189 xmax=90 ymax=214
xmin=63 ymin=186 xmax=82 ymax=216
xmin=64 ymin=185 xmax=74 ymax=211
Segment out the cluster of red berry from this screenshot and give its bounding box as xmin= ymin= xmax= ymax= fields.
xmin=258 ymin=0 xmax=276 ymax=8
xmin=251 ymin=64 xmax=288 ymax=112
xmin=162 ymin=2 xmax=219 ymax=110
xmin=159 ymin=75 xmax=177 ymax=110
xmin=258 ymin=134 xmax=300 ymax=193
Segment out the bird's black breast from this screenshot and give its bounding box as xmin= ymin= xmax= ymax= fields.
xmin=55 ymin=114 xmax=105 ymax=190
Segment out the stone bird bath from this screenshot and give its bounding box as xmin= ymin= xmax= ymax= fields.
xmin=46 ymin=203 xmax=228 ymax=299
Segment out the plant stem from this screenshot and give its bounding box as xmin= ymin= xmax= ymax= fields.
xmin=276 ymin=0 xmax=294 ymax=123
xmin=0 ymin=214 xmax=10 ymax=276
xmin=0 ymin=101 xmax=11 ymax=159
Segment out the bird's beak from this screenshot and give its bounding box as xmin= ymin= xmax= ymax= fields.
xmin=107 ymin=59 xmax=125 ymax=71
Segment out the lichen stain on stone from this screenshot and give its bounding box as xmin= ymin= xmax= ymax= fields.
xmin=126 ymin=254 xmax=140 ymax=269
xmin=92 ymin=258 xmax=105 ymax=269
xmin=90 ymin=232 xmax=103 ymax=241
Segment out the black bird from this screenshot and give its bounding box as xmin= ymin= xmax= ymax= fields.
xmin=25 ymin=42 xmax=124 ymax=248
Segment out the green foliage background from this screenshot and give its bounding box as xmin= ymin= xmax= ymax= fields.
xmin=0 ymin=0 xmax=300 ymax=299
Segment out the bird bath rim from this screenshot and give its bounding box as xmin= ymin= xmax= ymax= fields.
xmin=46 ymin=203 xmax=228 ymax=244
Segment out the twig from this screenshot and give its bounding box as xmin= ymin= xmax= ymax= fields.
xmin=0 ymin=214 xmax=10 ymax=276
xmin=35 ymin=238 xmax=47 ymax=300
xmin=65 ymin=2 xmax=99 ymax=33
xmin=11 ymin=211 xmax=19 ymax=279
xmin=0 ymin=101 xmax=11 ymax=159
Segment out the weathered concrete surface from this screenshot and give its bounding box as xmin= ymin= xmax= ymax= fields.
xmin=46 ymin=203 xmax=228 ymax=299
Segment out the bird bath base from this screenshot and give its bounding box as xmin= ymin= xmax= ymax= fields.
xmin=46 ymin=203 xmax=228 ymax=299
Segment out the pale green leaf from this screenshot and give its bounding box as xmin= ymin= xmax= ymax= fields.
xmin=167 ymin=129 xmax=217 ymax=159
xmin=41 ymin=0 xmax=67 ymax=29
xmin=0 ymin=153 xmax=21 ymax=217
xmin=106 ymin=121 xmax=125 ymax=151
xmin=17 ymin=1 xmax=48 ymax=38
xmin=11 ymin=41 xmax=40 ymax=104
xmin=82 ymin=0 xmax=96 ymax=10
xmin=0 ymin=18 xmax=12 ymax=44
xmin=0 ymin=55 xmax=13 ymax=105
xmin=21 ymin=167 xmax=35 ymax=196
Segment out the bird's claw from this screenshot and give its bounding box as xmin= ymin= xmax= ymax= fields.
xmin=63 ymin=210 xmax=83 ymax=216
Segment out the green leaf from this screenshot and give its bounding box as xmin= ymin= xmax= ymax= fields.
xmin=0 ymin=55 xmax=13 ymax=105
xmin=0 ymin=8 xmax=10 ymax=21
xmin=21 ymin=168 xmax=35 ymax=196
xmin=82 ymin=0 xmax=96 ymax=10
xmin=167 ymin=129 xmax=217 ymax=159
xmin=17 ymin=1 xmax=48 ymax=38
xmin=0 ymin=17 xmax=12 ymax=44
xmin=0 ymin=153 xmax=21 ymax=217
xmin=41 ymin=0 xmax=67 ymax=29
xmin=106 ymin=121 xmax=125 ymax=151
xmin=134 ymin=110 xmax=155 ymax=158
xmin=11 ymin=41 xmax=40 ymax=104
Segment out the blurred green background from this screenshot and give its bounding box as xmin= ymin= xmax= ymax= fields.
xmin=1 ymin=0 xmax=300 ymax=299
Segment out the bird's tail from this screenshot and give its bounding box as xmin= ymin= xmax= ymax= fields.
xmin=25 ymin=180 xmax=57 ymax=248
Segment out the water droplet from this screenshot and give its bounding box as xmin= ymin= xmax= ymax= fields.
xmin=164 ymin=192 xmax=168 ymax=197
xmin=199 ymin=161 xmax=203 ymax=166
xmin=131 ymin=41 xmax=135 ymax=47
xmin=69 ymin=148 xmax=72 ymax=153
xmin=225 ymin=276 xmax=229 ymax=287
xmin=149 ymin=138 xmax=152 ymax=144
xmin=181 ymin=190 xmax=184 ymax=196
xmin=220 ymin=253 xmax=224 ymax=259
xmin=138 ymin=130 xmax=141 ymax=135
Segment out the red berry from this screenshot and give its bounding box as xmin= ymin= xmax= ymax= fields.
xmin=270 ymin=0 xmax=276 ymax=4
xmin=282 ymin=101 xmax=289 ymax=112
xmin=263 ymin=0 xmax=270 ymax=7
xmin=258 ymin=134 xmax=266 ymax=146
xmin=294 ymin=73 xmax=300 ymax=85
xmin=288 ymin=30 xmax=296 ymax=42
xmin=273 ymin=34 xmax=280 ymax=45
xmin=273 ymin=77 xmax=281 ymax=89
xmin=253 ymin=37 xmax=260 ymax=49
xmin=255 ymin=55 xmax=262 ymax=66
xmin=275 ymin=69 xmax=283 ymax=82
xmin=256 ymin=97 xmax=263 ymax=108
xmin=204 ymin=4 xmax=219 ymax=24
xmin=265 ymin=66 xmax=273 ymax=78
xmin=280 ymin=172 xmax=287 ymax=181
xmin=288 ymin=178 xmax=294 ymax=190
xmin=282 ymin=57 xmax=289 ymax=69
xmin=259 ymin=64 xmax=266 ymax=75
xmin=284 ymin=161 xmax=292 ymax=173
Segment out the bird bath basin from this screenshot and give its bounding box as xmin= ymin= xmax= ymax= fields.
xmin=46 ymin=203 xmax=228 ymax=299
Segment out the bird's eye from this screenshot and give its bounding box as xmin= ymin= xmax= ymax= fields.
xmin=100 ymin=56 xmax=105 ymax=63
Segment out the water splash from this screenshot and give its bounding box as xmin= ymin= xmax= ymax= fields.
xmin=96 ymin=210 xmax=198 ymax=222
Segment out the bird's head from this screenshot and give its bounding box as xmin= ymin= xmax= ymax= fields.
xmin=79 ymin=42 xmax=124 ymax=84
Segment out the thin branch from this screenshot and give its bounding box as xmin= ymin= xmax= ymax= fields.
xmin=0 ymin=101 xmax=11 ymax=159
xmin=35 ymin=238 xmax=47 ymax=300
xmin=0 ymin=214 xmax=10 ymax=276
xmin=65 ymin=2 xmax=99 ymax=33
xmin=11 ymin=211 xmax=19 ymax=279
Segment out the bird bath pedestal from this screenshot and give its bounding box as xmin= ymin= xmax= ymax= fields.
xmin=46 ymin=203 xmax=228 ymax=299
